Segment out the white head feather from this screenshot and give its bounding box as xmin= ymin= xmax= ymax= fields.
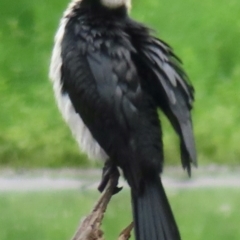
xmin=100 ymin=0 xmax=131 ymax=10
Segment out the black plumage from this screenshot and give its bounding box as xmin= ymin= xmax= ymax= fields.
xmin=53 ymin=1 xmax=196 ymax=239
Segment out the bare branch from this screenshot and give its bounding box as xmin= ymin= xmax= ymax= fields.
xmin=118 ymin=222 xmax=134 ymax=240
xmin=71 ymin=174 xmax=119 ymax=240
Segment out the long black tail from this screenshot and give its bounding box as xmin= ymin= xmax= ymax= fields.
xmin=131 ymin=176 xmax=181 ymax=240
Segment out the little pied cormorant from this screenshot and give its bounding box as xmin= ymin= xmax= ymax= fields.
xmin=49 ymin=0 xmax=197 ymax=239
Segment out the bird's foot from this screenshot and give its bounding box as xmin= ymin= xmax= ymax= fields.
xmin=98 ymin=160 xmax=122 ymax=194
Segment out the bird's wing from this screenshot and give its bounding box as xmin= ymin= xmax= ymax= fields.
xmin=126 ymin=20 xmax=197 ymax=174
xmin=61 ymin=29 xmax=154 ymax=187
xmin=85 ymin=50 xmax=142 ymax=133
xmin=61 ymin=48 xmax=140 ymax=148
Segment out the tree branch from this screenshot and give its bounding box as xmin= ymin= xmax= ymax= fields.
xmin=71 ymin=174 xmax=133 ymax=240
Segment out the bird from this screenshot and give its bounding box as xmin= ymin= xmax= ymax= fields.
xmin=49 ymin=0 xmax=196 ymax=239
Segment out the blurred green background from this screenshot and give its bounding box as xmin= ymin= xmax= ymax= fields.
xmin=0 ymin=1 xmax=240 ymax=240
xmin=0 ymin=0 xmax=240 ymax=168
xmin=1 ymin=188 xmax=240 ymax=240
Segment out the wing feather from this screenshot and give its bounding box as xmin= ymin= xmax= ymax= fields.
xmin=126 ymin=20 xmax=197 ymax=173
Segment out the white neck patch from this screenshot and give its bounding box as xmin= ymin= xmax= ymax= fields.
xmin=100 ymin=0 xmax=131 ymax=10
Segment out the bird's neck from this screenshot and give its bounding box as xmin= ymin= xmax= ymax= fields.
xmin=66 ymin=0 xmax=131 ymax=11
xmin=64 ymin=0 xmax=129 ymax=21
xmin=99 ymin=0 xmax=131 ymax=10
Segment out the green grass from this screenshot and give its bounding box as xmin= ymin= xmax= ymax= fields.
xmin=0 ymin=0 xmax=240 ymax=167
xmin=0 ymin=188 xmax=240 ymax=240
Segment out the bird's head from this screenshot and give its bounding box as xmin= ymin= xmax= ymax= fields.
xmin=77 ymin=0 xmax=131 ymax=11
xmin=100 ymin=0 xmax=131 ymax=9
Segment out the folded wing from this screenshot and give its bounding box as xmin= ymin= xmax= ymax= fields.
xmin=127 ymin=20 xmax=197 ymax=174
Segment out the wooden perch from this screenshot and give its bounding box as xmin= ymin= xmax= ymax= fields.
xmin=118 ymin=222 xmax=134 ymax=240
xmin=71 ymin=174 xmax=133 ymax=240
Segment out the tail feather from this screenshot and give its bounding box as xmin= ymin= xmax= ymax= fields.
xmin=131 ymin=176 xmax=181 ymax=240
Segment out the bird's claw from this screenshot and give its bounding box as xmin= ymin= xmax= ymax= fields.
xmin=98 ymin=160 xmax=122 ymax=195
xmin=71 ymin=163 xmax=132 ymax=240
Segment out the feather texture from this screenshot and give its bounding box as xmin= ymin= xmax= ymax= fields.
xmin=125 ymin=19 xmax=197 ymax=173
xmin=49 ymin=2 xmax=196 ymax=240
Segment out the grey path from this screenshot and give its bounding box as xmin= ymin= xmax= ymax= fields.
xmin=0 ymin=166 xmax=240 ymax=192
